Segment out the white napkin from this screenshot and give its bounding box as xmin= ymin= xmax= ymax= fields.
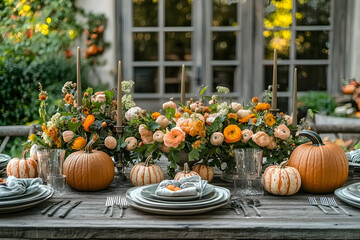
xmin=155 ymin=175 xmax=208 ymax=198
xmin=0 ymin=176 xmax=42 ymax=198
xmin=346 ymin=149 xmax=360 ymax=163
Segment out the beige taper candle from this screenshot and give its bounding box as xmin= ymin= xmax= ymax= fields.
xmin=180 ymin=64 xmax=185 ymax=105
xmin=76 ymin=47 xmax=82 ymax=107
xmin=271 ymin=49 xmax=277 ymax=109
xmin=117 ymin=61 xmax=122 ymax=127
xmin=292 ymin=68 xmax=298 ymax=127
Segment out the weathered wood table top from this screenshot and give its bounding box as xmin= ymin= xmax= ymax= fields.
xmin=1 ymin=167 xmax=360 ymax=240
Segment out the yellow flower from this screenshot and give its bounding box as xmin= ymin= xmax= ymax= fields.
xmin=227 ymin=113 xmax=238 ymax=121
xmin=71 ymin=137 xmax=87 ymax=150
xmin=46 ymin=17 xmax=51 ymax=24
xmin=265 ymin=113 xmax=276 ymax=127
xmin=40 ymin=23 xmax=49 ymax=35
xmin=22 ymin=4 xmax=30 ymax=12
xmin=68 ymin=29 xmax=76 ymax=39
xmin=28 ymin=134 xmax=36 ymax=142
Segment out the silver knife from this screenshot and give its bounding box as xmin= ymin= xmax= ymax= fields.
xmin=41 ymin=200 xmax=64 ymax=215
xmin=59 ymin=201 xmax=82 ymax=218
xmin=47 ymin=200 xmax=71 ymax=217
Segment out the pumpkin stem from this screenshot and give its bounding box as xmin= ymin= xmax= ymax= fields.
xmin=183 ymin=162 xmax=190 ymax=173
xmin=21 ymin=149 xmax=29 ymax=159
xmin=143 ymin=155 xmax=152 ymax=167
xmin=299 ymin=130 xmax=324 ymax=146
xmin=84 ymin=139 xmax=95 ymax=153
xmin=279 ymin=160 xmax=289 ymax=169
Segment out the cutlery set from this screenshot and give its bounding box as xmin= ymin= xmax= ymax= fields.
xmin=308 ymin=197 xmax=352 ymax=216
xmin=104 ymin=196 xmax=128 ymax=218
xmin=230 ymin=198 xmax=261 ymax=217
xmin=41 ymin=200 xmax=82 ymax=218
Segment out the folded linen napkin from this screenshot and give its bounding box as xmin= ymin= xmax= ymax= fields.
xmin=346 ymin=149 xmax=360 ymax=164
xmin=0 ymin=176 xmax=42 ymax=198
xmin=155 ymin=175 xmax=208 ymax=198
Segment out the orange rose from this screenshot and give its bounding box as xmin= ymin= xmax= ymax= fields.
xmin=72 ymin=137 xmax=87 ymax=150
xmin=164 ymin=127 xmax=185 ymax=148
xmin=227 ymin=113 xmax=238 ymax=121
xmin=83 ymin=115 xmax=95 ymax=132
xmin=151 ymin=112 xmax=161 ymax=120
xmin=252 ymin=118 xmax=257 ymax=124
xmin=274 ymin=124 xmax=290 ymax=140
xmin=223 ymin=125 xmax=242 ymax=143
xmin=251 ymin=131 xmax=270 ymax=147
xmin=254 ymin=103 xmax=271 ymax=112
xmin=47 ymin=126 xmax=58 ymax=139
xmin=193 ymin=120 xmax=204 ymax=132
xmin=241 ymin=129 xmax=253 ymax=144
xmin=238 ymin=114 xmax=255 ymax=124
xmin=267 ymin=136 xmax=277 ymax=150
xmin=252 ymin=97 xmax=259 ymax=104
xmin=264 ymin=113 xmax=275 ymax=127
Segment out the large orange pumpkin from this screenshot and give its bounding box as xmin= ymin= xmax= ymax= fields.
xmin=130 ymin=155 xmax=164 ymax=186
xmin=192 ymin=164 xmax=214 ymax=182
xmin=7 ymin=150 xmax=38 ymax=178
xmin=174 ymin=162 xmax=199 ymax=181
xmin=63 ymin=140 xmax=115 ymax=191
xmin=262 ymin=160 xmax=301 ymax=195
xmin=288 ymin=130 xmax=348 ymax=194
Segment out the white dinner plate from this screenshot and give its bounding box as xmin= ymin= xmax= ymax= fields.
xmin=126 ymin=197 xmax=229 ymax=215
xmin=0 ymin=187 xmax=54 ymax=214
xmin=341 ymin=188 xmax=360 ymax=203
xmin=141 ymin=190 xmax=217 ymax=204
xmin=0 ymin=185 xmax=51 ymax=207
xmin=131 ymin=187 xmax=226 ymax=209
xmin=334 ymin=187 xmax=360 ymax=208
xmin=141 ymin=183 xmax=214 ymax=201
xmin=346 ymin=182 xmax=360 ymax=198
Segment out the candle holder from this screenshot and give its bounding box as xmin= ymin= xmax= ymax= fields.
xmin=270 ymin=108 xmax=280 ymax=115
xmin=114 ymin=126 xmax=127 ymax=182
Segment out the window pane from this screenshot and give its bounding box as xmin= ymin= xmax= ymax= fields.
xmin=296 ymin=31 xmax=329 ymax=59
xmin=213 ymin=0 xmax=237 ymax=26
xmin=278 ymin=97 xmax=289 ymax=113
xmin=133 ymin=0 xmax=158 ymax=27
xmin=134 ymin=67 xmax=159 ymax=93
xmin=264 ymin=30 xmax=291 ymax=60
xmin=264 ymin=65 xmax=289 ymax=91
xmin=165 ymin=66 xmax=191 ymax=93
xmin=213 ymin=32 xmax=236 ymax=60
xmin=213 ymin=66 xmax=236 ymax=92
xmin=165 ymin=0 xmax=192 ymax=27
xmin=296 ymin=0 xmax=330 ymax=25
xmin=165 ymin=32 xmax=192 ymax=61
xmin=297 ymin=65 xmax=327 ymax=91
xmin=264 ymin=0 xmax=292 ymax=29
xmin=134 ymin=32 xmax=158 ymax=61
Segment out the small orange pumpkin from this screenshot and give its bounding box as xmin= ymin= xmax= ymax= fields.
xmin=288 ymin=130 xmax=348 ymax=194
xmin=130 ymin=155 xmax=164 ymax=186
xmin=342 ymin=84 xmax=356 ymax=94
xmin=63 ymin=140 xmax=115 ymax=191
xmin=7 ymin=150 xmax=38 ymax=178
xmin=174 ymin=162 xmax=199 ymax=181
xmin=192 ymin=164 xmax=214 ymax=182
xmin=262 ymin=160 xmax=301 ymax=195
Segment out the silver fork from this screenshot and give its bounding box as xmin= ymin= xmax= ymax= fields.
xmin=327 ymin=197 xmax=352 ymax=216
xmin=320 ymin=197 xmax=339 ymax=214
xmin=246 ymin=198 xmax=261 ymax=217
xmin=308 ymin=197 xmax=328 ymax=214
xmin=103 ymin=196 xmax=115 ymax=215
xmin=118 ymin=197 xmax=128 ymax=218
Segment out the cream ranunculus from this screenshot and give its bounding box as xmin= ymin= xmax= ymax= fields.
xmin=231 ymin=102 xmax=243 ymax=112
xmin=153 ymin=130 xmax=165 ymax=143
xmin=251 ymin=131 xmax=271 ymax=147
xmin=241 ymin=129 xmax=253 ymax=144
xmin=267 ymin=136 xmax=277 ymax=150
xmin=210 ymin=132 xmax=225 ymax=146
xmin=274 ymin=124 xmax=291 ymax=140
xmin=125 ymin=107 xmax=142 ymax=121
xmin=237 ymin=109 xmax=251 ymax=119
xmin=283 ymin=115 xmax=293 ymax=125
xmin=125 ymin=137 xmax=137 ymax=151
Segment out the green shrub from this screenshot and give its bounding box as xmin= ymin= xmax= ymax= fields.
xmin=298 ymin=91 xmax=337 ymax=116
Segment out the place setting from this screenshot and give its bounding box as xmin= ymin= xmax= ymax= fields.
xmin=126 ymin=175 xmax=231 ymax=215
xmin=335 ymin=182 xmax=360 ymax=209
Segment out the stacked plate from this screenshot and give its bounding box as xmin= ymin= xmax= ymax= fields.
xmin=0 ymin=154 xmax=11 ymax=173
xmin=0 ymin=185 xmax=54 ymax=213
xmin=126 ymin=183 xmax=230 ymax=215
xmin=335 ymin=182 xmax=360 ymax=208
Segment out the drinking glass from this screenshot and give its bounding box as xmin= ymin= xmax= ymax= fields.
xmin=36 ymin=149 xmax=66 ymax=185
xmin=49 ymin=174 xmax=66 ymax=196
xmin=232 ymin=148 xmax=264 ymax=197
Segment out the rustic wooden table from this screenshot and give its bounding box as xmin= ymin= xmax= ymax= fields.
xmin=0 ymin=166 xmax=360 ymax=240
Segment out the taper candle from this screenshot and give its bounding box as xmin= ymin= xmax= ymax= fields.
xmin=76 ymin=47 xmax=82 ymax=108
xmin=117 ymin=61 xmax=122 ymax=127
xmin=271 ymin=49 xmax=277 ymax=109
xmin=292 ymin=68 xmax=297 ymax=127
xmin=180 ymin=64 xmax=185 ymax=105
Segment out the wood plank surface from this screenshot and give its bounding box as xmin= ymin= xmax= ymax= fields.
xmin=0 ymin=165 xmax=360 ymax=240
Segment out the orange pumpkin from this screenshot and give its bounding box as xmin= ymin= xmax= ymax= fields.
xmin=342 ymin=84 xmax=356 ymax=94
xmin=262 ymin=161 xmax=301 ymax=195
xmin=174 ymin=162 xmax=199 ymax=181
xmin=130 ymin=155 xmax=164 ymax=186
xmin=288 ymin=130 xmax=348 ymax=194
xmin=7 ymin=150 xmax=38 ymax=178
xmin=63 ymin=140 xmax=115 ymax=191
xmin=104 ymin=136 xmax=117 ymax=149
xmin=192 ymin=164 xmax=214 ymax=182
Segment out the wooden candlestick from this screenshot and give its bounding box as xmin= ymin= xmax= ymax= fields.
xmin=116 ymin=61 xmax=122 ymax=128
xmin=292 ymin=68 xmax=298 ymax=127
xmin=271 ymin=49 xmax=277 ymax=110
xmin=76 ymin=47 xmax=82 ymax=108
xmin=180 ymin=64 xmax=185 ymax=105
